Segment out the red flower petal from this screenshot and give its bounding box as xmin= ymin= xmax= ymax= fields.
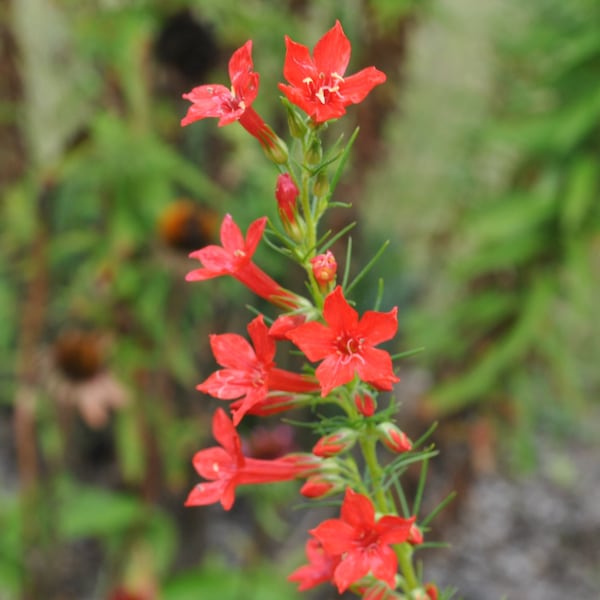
xmin=313 ymin=21 xmax=351 ymax=77
xmin=358 ymin=307 xmax=398 ymax=345
xmin=341 ymin=67 xmax=387 ymax=104
xmin=247 ymin=315 xmax=275 ymax=365
xmin=323 ymin=286 xmax=358 ymax=331
xmin=286 ymin=321 xmax=335 ymax=362
xmin=340 ymin=488 xmax=375 ymax=529
xmin=208 ymin=332 xmax=256 ymax=370
xmin=281 ymin=36 xmax=317 ymax=88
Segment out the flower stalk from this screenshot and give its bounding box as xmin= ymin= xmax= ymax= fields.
xmin=180 ymin=20 xmax=448 ymax=600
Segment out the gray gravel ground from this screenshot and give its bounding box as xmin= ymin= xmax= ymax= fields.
xmin=425 ymin=436 xmax=600 ymax=600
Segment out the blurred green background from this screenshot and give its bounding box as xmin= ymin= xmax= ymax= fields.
xmin=1 ymin=0 xmax=599 ymax=598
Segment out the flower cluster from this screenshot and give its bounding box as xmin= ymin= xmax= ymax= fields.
xmin=181 ymin=21 xmax=442 ymax=600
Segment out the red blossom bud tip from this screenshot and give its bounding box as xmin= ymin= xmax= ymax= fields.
xmin=425 ymin=583 xmax=439 ymax=600
xmin=312 ymin=429 xmax=356 ymax=458
xmin=275 ymin=173 xmax=299 ymax=224
xmin=377 ymin=422 xmax=412 ymax=453
xmin=310 ymin=251 xmax=337 ymax=286
xmin=354 ymin=392 xmax=376 ymax=417
xmin=407 ymin=523 xmax=424 ymax=545
xmin=300 ymin=475 xmax=339 ymax=498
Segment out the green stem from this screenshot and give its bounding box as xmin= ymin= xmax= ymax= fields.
xmin=359 ymin=431 xmax=389 ymax=514
xmin=397 ymin=542 xmax=420 ymax=592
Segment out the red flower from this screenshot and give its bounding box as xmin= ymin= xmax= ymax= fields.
xmin=181 ymin=41 xmax=258 ymax=128
xmin=310 ymin=488 xmax=415 ymax=592
xmin=181 ymin=41 xmax=287 ymax=160
xmin=286 ymin=286 xmax=400 ymax=396
xmin=185 ymin=408 xmax=316 ymax=510
xmin=186 ymin=214 xmax=300 ymax=308
xmin=278 ymin=21 xmax=386 ymax=123
xmin=310 ymin=251 xmax=337 ymax=286
xmin=198 ymin=315 xmax=319 ymax=425
xmin=288 ymin=537 xmax=341 ymax=591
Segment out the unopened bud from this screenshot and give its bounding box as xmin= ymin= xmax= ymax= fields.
xmin=310 ymin=251 xmax=337 ymax=287
xmin=312 ymin=428 xmax=356 ymax=458
xmin=313 ymin=170 xmax=330 ymax=199
xmin=283 ymin=99 xmax=308 ymax=139
xmin=261 ymin=131 xmax=289 ymax=164
xmin=275 ymin=173 xmax=299 ymax=224
xmin=305 ymin=137 xmax=322 ymax=167
xmin=377 ymin=422 xmax=412 ymax=454
xmin=408 ymin=523 xmax=423 ymax=545
xmin=300 ymin=475 xmax=341 ymax=498
xmin=354 ymin=392 xmax=376 ymax=417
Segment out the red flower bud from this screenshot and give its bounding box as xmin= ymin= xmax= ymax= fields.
xmin=377 ymin=423 xmax=412 ymax=453
xmin=275 ymin=173 xmax=299 ymax=224
xmin=300 ymin=475 xmax=340 ymax=498
xmin=310 ymin=251 xmax=337 ymax=286
xmin=425 ymin=583 xmax=439 ymax=600
xmin=312 ymin=429 xmax=356 ymax=457
xmin=407 ymin=523 xmax=423 ymax=545
xmin=354 ymin=392 xmax=376 ymax=417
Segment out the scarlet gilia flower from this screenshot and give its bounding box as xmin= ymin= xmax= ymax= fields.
xmin=310 ymin=250 xmax=337 ymax=286
xmin=181 ymin=41 xmax=287 ymax=162
xmin=186 ymin=213 xmax=300 ymax=308
xmin=197 ymin=314 xmax=319 ymax=425
xmin=278 ymin=21 xmax=387 ymax=123
xmin=310 ymin=488 xmax=415 ymax=592
xmin=286 ymin=286 xmax=400 ymax=396
xmin=377 ymin=422 xmax=412 ymax=454
xmin=288 ymin=537 xmax=341 ymax=591
xmin=186 ymin=408 xmax=317 ymax=510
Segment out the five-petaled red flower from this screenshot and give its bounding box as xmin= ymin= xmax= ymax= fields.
xmin=278 ymin=21 xmax=386 ymax=123
xmin=198 ymin=314 xmax=319 ymax=425
xmin=181 ymin=41 xmax=283 ymax=154
xmin=310 ymin=488 xmax=415 ymax=592
xmin=286 ymin=286 xmax=399 ymax=396
xmin=186 ymin=213 xmax=299 ymax=309
xmin=185 ymin=408 xmax=317 ymax=510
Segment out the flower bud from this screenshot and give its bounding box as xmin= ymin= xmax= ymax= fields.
xmin=312 ymin=428 xmax=356 ymax=458
xmin=275 ymin=173 xmax=299 ymax=224
xmin=354 ymin=392 xmax=376 ymax=417
xmin=313 ymin=170 xmax=330 ymax=199
xmin=407 ymin=523 xmax=423 ymax=545
xmin=377 ymin=423 xmax=412 ymax=453
xmin=283 ymin=100 xmax=308 ymax=139
xmin=300 ymin=475 xmax=341 ymax=498
xmin=310 ymin=251 xmax=337 ymax=287
xmin=262 ymin=131 xmax=289 ymax=164
xmin=305 ymin=137 xmax=322 ymax=166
